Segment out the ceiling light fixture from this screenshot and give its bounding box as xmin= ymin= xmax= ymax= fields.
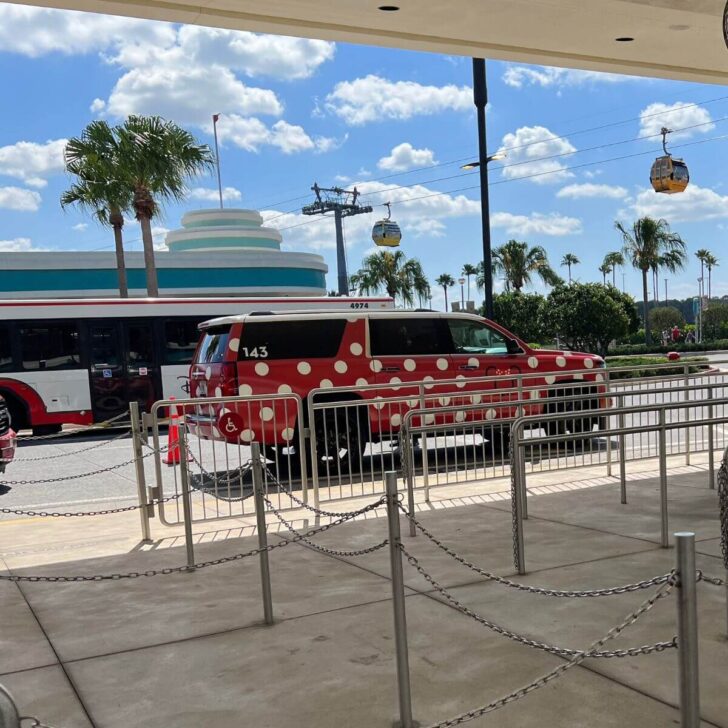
xmin=378 ymin=5 xmax=400 ymax=11
xmin=615 ymin=36 xmax=634 ymax=42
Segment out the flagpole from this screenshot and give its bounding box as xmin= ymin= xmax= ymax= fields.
xmin=212 ymin=113 xmax=223 ymax=210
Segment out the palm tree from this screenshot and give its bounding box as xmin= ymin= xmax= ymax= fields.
xmin=705 ymin=252 xmax=719 ymax=300
xmin=350 ymin=250 xmax=429 ymax=307
xmin=115 ymin=116 xmax=214 ymax=296
xmin=461 ymin=263 xmax=479 ymax=302
xmin=435 ymin=273 xmax=455 ymax=311
xmin=598 ymin=263 xmax=612 ymax=285
xmin=603 ymin=251 xmax=625 ymax=288
xmin=615 ymin=216 xmax=687 ymax=344
xmin=561 ymin=253 xmax=580 ymax=283
xmin=61 ymin=121 xmax=132 ymax=297
xmin=484 ymin=240 xmax=561 ymax=293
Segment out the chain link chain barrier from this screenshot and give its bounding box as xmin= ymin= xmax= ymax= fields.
xmin=400 ymin=504 xmax=673 ymax=597
xmin=11 ymin=430 xmax=131 ymax=462
xmin=20 ymin=717 xmax=57 ymax=728
xmin=402 ymin=546 xmax=677 ymax=660
xmin=16 ymin=411 xmax=129 ymax=442
xmin=0 ymin=496 xmax=387 ymax=582
xmin=718 ymin=446 xmax=728 ymax=571
xmin=697 ymin=570 xmax=727 ymax=587
xmin=264 ymin=496 xmax=388 ymax=557
xmin=420 ymin=567 xmax=676 ymax=728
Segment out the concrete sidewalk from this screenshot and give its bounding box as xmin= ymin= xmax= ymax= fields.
xmin=0 ymin=466 xmax=725 ymax=727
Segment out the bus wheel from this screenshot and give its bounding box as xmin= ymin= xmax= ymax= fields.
xmin=1 ymin=393 xmax=29 ymax=433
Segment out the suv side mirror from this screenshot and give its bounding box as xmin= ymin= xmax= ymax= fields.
xmin=506 ymin=338 xmax=524 ymax=355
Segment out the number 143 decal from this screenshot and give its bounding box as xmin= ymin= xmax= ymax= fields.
xmin=241 ymin=346 xmax=269 ymax=359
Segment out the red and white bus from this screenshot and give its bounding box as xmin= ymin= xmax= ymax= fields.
xmin=0 ymin=297 xmax=393 ymax=434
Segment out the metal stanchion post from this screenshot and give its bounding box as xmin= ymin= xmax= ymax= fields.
xmin=401 ymin=425 xmax=417 ymax=538
xmin=605 ymin=371 xmax=612 ymax=477
xmin=418 ymin=385 xmax=430 ymax=503
xmin=177 ymin=421 xmax=195 ymax=570
xmin=684 ymin=367 xmax=691 ymax=466
xmin=658 ymin=409 xmax=669 ymax=548
xmin=675 ymin=532 xmax=700 ymax=728
xmin=618 ymin=395 xmax=627 ymax=504
xmin=385 ymin=472 xmax=414 ymax=728
xmin=707 ymin=390 xmax=715 ymax=490
xmin=251 ymin=443 xmax=274 ymax=626
xmin=130 ymin=401 xmax=152 ymax=542
xmin=512 ymin=429 xmax=526 ymax=575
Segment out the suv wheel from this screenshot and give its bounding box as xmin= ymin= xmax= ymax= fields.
xmin=313 ymin=407 xmax=366 ymax=473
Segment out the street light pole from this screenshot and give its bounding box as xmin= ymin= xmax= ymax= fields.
xmin=212 ymin=113 xmax=224 ymax=210
xmin=459 ymin=277 xmax=465 ymax=308
xmin=473 ymin=58 xmax=494 ymax=320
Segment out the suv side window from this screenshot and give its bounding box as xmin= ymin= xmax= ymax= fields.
xmin=370 ymin=318 xmax=450 ymax=356
xmin=239 ymin=320 xmax=346 ymax=360
xmin=448 ymin=318 xmax=509 ymax=355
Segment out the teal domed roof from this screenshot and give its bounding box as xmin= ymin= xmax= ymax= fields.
xmin=165 ymin=208 xmax=283 ymax=253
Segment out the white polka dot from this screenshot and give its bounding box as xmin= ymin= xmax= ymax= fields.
xmin=595 ymin=373 xmax=605 ymax=382
xmin=573 ymin=373 xmax=584 ymax=380
xmin=515 ymin=407 xmax=524 ymax=418
xmin=424 ymin=413 xmax=436 ymax=425
xmin=356 ymin=378 xmax=368 ymax=387
xmin=373 ymin=397 xmax=385 ymax=410
xmin=408 ymin=398 xmax=419 ymax=408
xmin=423 ymin=376 xmax=435 ymax=390
xmin=260 ymin=407 xmax=274 ymax=421
xmin=370 ymin=359 xmax=382 ymax=373
xmin=436 ymin=358 xmax=448 ymax=371
xmin=456 ymin=375 xmax=466 ymax=388
xmin=240 ymin=429 xmax=255 ymax=443
xmin=527 ymin=356 xmax=539 ymax=369
xmin=347 ymin=316 xmax=360 ymax=323
xmin=239 ymin=384 xmax=253 ymax=396
xmin=455 ymin=410 xmax=466 ymax=422
xmin=555 ymin=356 xmax=567 ymax=368
xmin=389 ymin=377 xmax=402 ymax=391
xmin=255 ymin=362 xmax=269 ymax=376
xmin=584 ymin=358 xmax=594 ymax=369
xmin=334 ymin=360 xmax=348 ymax=374
xmin=403 ymin=359 xmax=416 ymax=372
xmin=439 ymin=396 xmax=451 ymax=406
xmin=228 ymin=337 xmax=240 ymax=352
xmin=471 ymin=394 xmax=482 ymax=404
xmin=530 ymin=389 xmax=540 ymax=400
xmin=390 ymin=414 xmax=402 ymax=427
xmin=281 ymin=427 xmax=295 ymax=441
xmin=214 ymin=386 xmax=222 ymax=397
xmin=485 ymin=408 xmax=497 ymax=420
xmin=349 ymin=342 xmax=363 ymax=356
xmin=205 ymin=366 xmax=212 ymax=381
xmin=297 ymin=361 xmax=311 ymax=375
xmin=320 ymin=379 xmax=333 ymax=389
xmin=468 ymin=357 xmax=479 ymax=368
xmin=545 ymin=374 xmax=556 ymax=385
xmin=277 ymin=384 xmax=292 ymax=395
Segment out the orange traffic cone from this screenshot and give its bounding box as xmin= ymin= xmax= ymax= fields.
xmin=164 ymin=396 xmax=191 ymax=465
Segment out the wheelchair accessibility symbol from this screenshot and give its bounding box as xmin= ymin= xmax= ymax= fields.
xmin=218 ymin=412 xmax=244 ymax=438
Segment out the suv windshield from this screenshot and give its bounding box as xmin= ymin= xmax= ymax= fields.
xmin=448 ymin=318 xmax=509 ymax=355
xmin=196 ymin=326 xmax=231 ymax=364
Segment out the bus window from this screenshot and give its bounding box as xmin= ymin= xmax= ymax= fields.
xmin=20 ymin=324 xmax=80 ymax=370
xmin=89 ymin=326 xmax=120 ymax=367
xmin=127 ymin=323 xmax=154 ymax=367
xmin=164 ymin=319 xmax=201 ymax=365
xmin=0 ymin=326 xmax=12 ymax=372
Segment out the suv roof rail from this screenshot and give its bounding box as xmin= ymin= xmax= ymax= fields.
xmin=249 ymin=311 xmax=276 ymax=316
xmin=414 ymin=308 xmax=434 ymax=312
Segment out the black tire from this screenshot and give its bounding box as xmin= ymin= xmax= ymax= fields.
xmin=544 ymin=385 xmax=599 ymax=438
xmin=313 ymin=406 xmax=367 ymax=474
xmin=1 ymin=392 xmax=29 ymax=433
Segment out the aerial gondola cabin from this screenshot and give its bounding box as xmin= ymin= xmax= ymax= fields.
xmin=650 ymin=126 xmax=689 ymax=194
xmin=372 ymin=202 xmax=402 ymax=247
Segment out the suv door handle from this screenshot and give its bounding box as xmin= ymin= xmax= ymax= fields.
xmin=381 ymin=366 xmax=400 ymax=372
xmin=459 ymin=365 xmax=478 ymax=371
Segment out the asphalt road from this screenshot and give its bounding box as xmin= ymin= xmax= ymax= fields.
xmin=2 ymin=355 xmax=728 ymax=517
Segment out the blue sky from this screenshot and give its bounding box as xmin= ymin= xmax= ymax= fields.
xmin=0 ymin=3 xmax=726 ymax=308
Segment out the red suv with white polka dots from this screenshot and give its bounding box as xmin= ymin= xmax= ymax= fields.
xmin=188 ymin=310 xmax=606 ymax=448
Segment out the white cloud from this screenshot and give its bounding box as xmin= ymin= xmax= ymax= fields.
xmin=490 ymin=212 xmax=582 ymax=236
xmin=557 ymin=183 xmax=628 ymax=200
xmin=377 ymin=143 xmax=437 ymax=172
xmin=407 ymin=219 xmax=446 ymax=238
xmin=0 ymin=237 xmax=36 ymax=251
xmin=326 ymin=75 xmax=471 ymax=125
xmin=0 ymin=187 xmax=41 ymax=212
xmin=72 ymin=223 xmax=88 ymax=232
xmin=216 ymin=115 xmax=338 ymax=154
xmin=106 ymin=66 xmax=282 ymax=127
xmin=639 ymin=102 xmax=714 ymax=141
xmin=623 ymin=184 xmax=728 ymax=223
xmin=0 ymin=139 xmax=67 ymax=188
xmin=152 ymin=226 xmax=170 ymax=251
xmin=503 ymin=64 xmax=634 ymax=89
xmin=89 ymin=98 xmax=106 ymax=113
xmin=498 ymin=126 xmax=576 ymax=184
xmin=188 ymin=186 xmax=242 ymax=203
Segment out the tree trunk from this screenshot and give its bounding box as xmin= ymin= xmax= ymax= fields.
xmin=466 ymin=276 xmax=470 ymax=301
xmin=708 ymin=268 xmax=712 ymax=300
xmin=110 ymin=212 xmax=128 ymax=298
xmin=642 ymin=269 xmax=651 ymax=345
xmin=139 ymin=214 xmax=159 ymax=297
xmin=612 ymin=266 xmax=616 ymax=287
xmin=568 ymin=264 xmax=571 ymax=283
xmin=443 ymin=287 xmax=449 ymax=312
xmin=602 ymin=271 xmax=606 ymax=285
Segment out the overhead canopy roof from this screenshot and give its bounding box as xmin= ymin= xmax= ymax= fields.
xmin=15 ymin=0 xmax=728 ymax=84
